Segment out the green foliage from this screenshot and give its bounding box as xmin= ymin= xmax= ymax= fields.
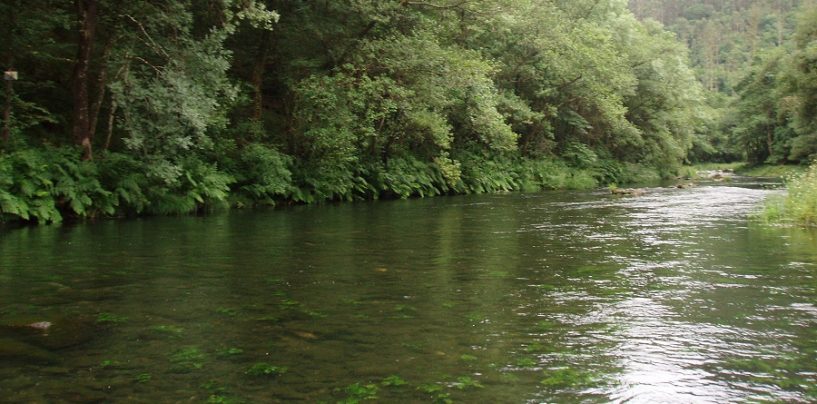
xmin=0 ymin=148 xmax=113 ymax=223
xmin=0 ymin=148 xmax=236 ymax=223
xmin=380 ymin=155 xmax=448 ymax=199
xmin=3 ymin=0 xmax=725 ymax=223
xmin=762 ymin=162 xmax=817 ymax=226
xmin=227 ymin=143 xmax=292 ymax=205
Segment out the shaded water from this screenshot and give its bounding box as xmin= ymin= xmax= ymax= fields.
xmin=2 ymin=178 xmax=817 ymax=402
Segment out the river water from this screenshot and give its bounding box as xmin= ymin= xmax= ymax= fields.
xmin=1 ymin=177 xmax=816 ymax=402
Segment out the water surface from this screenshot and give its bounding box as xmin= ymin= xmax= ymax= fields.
xmin=2 ymin=178 xmax=817 ymax=402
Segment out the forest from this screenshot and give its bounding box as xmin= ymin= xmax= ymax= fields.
xmin=1 ymin=0 xmax=816 ymax=223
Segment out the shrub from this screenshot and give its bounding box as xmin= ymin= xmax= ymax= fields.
xmin=226 ymin=143 xmax=293 ymax=205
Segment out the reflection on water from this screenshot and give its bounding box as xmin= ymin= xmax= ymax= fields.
xmin=1 ymin=178 xmax=817 ymax=402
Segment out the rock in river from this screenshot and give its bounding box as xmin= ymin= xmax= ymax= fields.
xmin=1 ymin=317 xmax=97 ymax=350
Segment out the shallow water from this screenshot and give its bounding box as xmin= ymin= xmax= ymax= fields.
xmin=2 ymin=178 xmax=817 ymax=403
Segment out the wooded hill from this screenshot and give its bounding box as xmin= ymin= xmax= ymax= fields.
xmin=629 ymin=0 xmax=817 ymax=164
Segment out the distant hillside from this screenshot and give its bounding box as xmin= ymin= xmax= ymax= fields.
xmin=629 ymin=0 xmax=808 ymax=93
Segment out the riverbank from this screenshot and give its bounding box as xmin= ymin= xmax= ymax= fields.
xmin=686 ymin=163 xmax=808 ymax=178
xmin=760 ymin=162 xmax=817 ymax=227
xmin=0 ymin=146 xmax=667 ymax=225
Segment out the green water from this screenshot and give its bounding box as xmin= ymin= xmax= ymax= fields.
xmin=2 ymin=179 xmax=817 ymax=402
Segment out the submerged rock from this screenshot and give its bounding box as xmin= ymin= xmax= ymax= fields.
xmin=0 ymin=338 xmax=58 ymax=364
xmin=291 ymin=330 xmax=319 ymax=340
xmin=31 ymin=319 xmax=97 ymax=350
xmin=27 ymin=322 xmax=53 ymax=331
xmin=1 ymin=317 xmax=97 ymax=350
xmin=697 ymin=170 xmax=734 ymax=181
xmin=610 ymin=188 xmax=646 ymax=197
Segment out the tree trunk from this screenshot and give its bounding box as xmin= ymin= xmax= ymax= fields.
xmin=2 ymin=79 xmax=11 ymax=146
xmin=251 ymin=29 xmax=272 ymax=122
xmin=89 ymin=39 xmax=112 ymax=142
xmin=72 ymin=0 xmax=98 ymax=161
xmin=104 ymin=96 xmax=117 ymax=151
xmin=767 ymin=126 xmax=774 ymax=161
xmin=2 ymin=4 xmax=16 ymax=147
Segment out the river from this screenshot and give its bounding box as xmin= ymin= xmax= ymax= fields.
xmin=1 ymin=177 xmax=816 ymax=402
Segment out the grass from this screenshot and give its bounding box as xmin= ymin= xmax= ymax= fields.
xmin=761 ymin=162 xmax=817 ymax=226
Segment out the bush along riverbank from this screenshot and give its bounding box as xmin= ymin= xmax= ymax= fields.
xmin=0 ymin=145 xmax=666 ymax=224
xmin=762 ymin=162 xmax=817 ymax=227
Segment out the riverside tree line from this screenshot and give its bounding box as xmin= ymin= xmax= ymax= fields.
xmin=1 ymin=0 xmax=816 ymax=223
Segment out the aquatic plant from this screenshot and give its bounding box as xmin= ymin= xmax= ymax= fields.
xmin=534 ymin=320 xmax=556 ymax=332
xmin=459 ymin=354 xmax=478 ymax=362
xmin=245 ymin=363 xmax=288 ymax=377
xmin=417 ymin=384 xmax=452 ymax=404
xmin=540 ymin=367 xmax=595 ymax=389
xmin=381 ymin=375 xmax=408 ymax=387
xmin=525 ymin=343 xmax=545 ymax=353
xmin=151 ymin=325 xmax=184 ymax=336
xmin=169 ymin=347 xmax=206 ymax=371
xmin=280 ymin=299 xmax=300 ymax=308
xmin=218 ymin=347 xmax=244 ymax=357
xmin=417 ymin=383 xmax=444 ymax=394
xmin=96 ymin=312 xmax=128 ymax=325
xmin=255 ymin=314 xmax=280 ymax=323
xmin=215 ymin=307 xmax=238 ymax=317
xmin=499 ymin=373 xmax=521 ymax=383
xmin=339 ymin=382 xmax=379 ymax=402
xmin=301 ymin=308 xmax=328 ymax=319
xmin=466 ymin=313 xmax=486 ymax=324
xmin=393 ymin=304 xmax=417 ymax=319
xmin=206 ymin=395 xmax=240 ymax=404
xmin=516 ymin=357 xmax=537 ymax=368
xmin=201 ymin=381 xmax=230 ymax=395
xmin=135 ymin=373 xmax=151 ymax=383
xmin=452 ymin=376 xmax=484 ymax=390
xmin=99 ymin=359 xmax=120 ymax=369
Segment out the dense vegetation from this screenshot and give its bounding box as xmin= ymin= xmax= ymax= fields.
xmin=1 ymin=0 xmax=816 ymax=224
xmin=0 ymin=0 xmax=713 ymax=223
xmin=763 ymin=164 xmax=817 ymax=226
xmin=629 ymin=1 xmax=817 ymax=226
xmin=630 ymin=0 xmax=817 ymax=164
